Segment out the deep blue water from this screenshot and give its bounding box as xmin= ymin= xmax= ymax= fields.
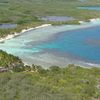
xmin=35 ymin=25 xmax=100 ymax=64
xmin=78 ymin=6 xmax=100 ymax=11
xmin=0 ymin=23 xmax=100 ymax=67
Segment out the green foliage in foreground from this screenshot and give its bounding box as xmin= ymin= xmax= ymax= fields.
xmin=0 ymin=64 xmax=100 ymax=100
xmin=0 ymin=50 xmax=24 ymax=68
xmin=0 ymin=51 xmax=100 ymax=100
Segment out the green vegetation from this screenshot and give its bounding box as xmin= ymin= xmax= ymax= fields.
xmin=0 ymin=0 xmax=100 ymax=24
xmin=0 ymin=0 xmax=100 ymax=37
xmin=0 ymin=51 xmax=100 ymax=100
xmin=0 ymin=50 xmax=24 ymax=69
xmin=0 ymin=64 xmax=100 ymax=100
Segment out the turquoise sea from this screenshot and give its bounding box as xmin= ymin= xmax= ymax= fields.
xmin=0 ymin=20 xmax=100 ymax=67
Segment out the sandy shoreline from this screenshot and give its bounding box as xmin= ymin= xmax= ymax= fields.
xmin=0 ymin=24 xmax=51 ymax=43
xmin=78 ymin=18 xmax=100 ymax=24
xmin=21 ymin=50 xmax=100 ymax=68
xmin=0 ymin=18 xmax=100 ymax=43
xmin=1 ymin=18 xmax=100 ymax=43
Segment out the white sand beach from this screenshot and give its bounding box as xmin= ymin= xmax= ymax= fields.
xmin=0 ymin=24 xmax=51 ymax=43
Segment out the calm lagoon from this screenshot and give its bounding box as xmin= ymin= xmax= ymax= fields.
xmin=40 ymin=16 xmax=75 ymax=22
xmin=0 ymin=20 xmax=100 ymax=67
xmin=0 ymin=23 xmax=17 ymax=29
xmin=78 ymin=6 xmax=100 ymax=11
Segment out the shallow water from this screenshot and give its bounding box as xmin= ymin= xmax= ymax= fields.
xmin=78 ymin=6 xmax=100 ymax=11
xmin=39 ymin=26 xmax=100 ymax=63
xmin=0 ymin=20 xmax=100 ymax=67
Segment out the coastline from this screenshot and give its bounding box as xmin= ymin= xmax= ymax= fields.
xmin=0 ymin=24 xmax=51 ymax=43
xmin=21 ymin=50 xmax=100 ymax=68
xmin=0 ymin=18 xmax=100 ymax=43
xmin=0 ymin=18 xmax=100 ymax=68
xmin=78 ymin=18 xmax=100 ymax=24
